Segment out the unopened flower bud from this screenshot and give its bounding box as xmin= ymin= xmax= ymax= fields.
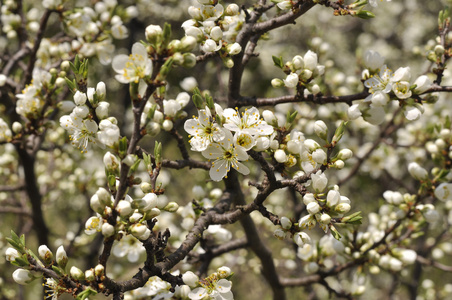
xmin=182 ymin=271 xmax=199 ymax=287
xmin=217 ymin=266 xmax=231 ymax=278
xmin=70 ymin=266 xmax=84 ymax=280
xmin=85 ymin=269 xmax=95 ymax=281
xmin=274 ymin=149 xmax=288 ymax=163
xmin=145 ymin=24 xmax=163 ymax=44
xmin=38 ymin=245 xmax=53 ymax=264
xmin=334 ymin=160 xmax=345 ymax=169
xmin=293 ymin=232 xmax=311 ymax=247
xmin=162 ymin=119 xmax=173 ymax=131
xmin=335 ymin=203 xmax=351 ymax=214
xmin=116 ymin=200 xmax=133 ymax=217
xmin=56 ymin=246 xmax=68 ymax=269
xmin=262 ymin=110 xmax=278 ymax=126
xmin=94 ymin=264 xmax=105 ymax=276
xmin=12 ymin=122 xmax=22 ymax=133
xmin=337 ymin=149 xmax=353 ymax=160
xmin=408 ymin=162 xmax=428 ymax=181
xmin=5 ymin=248 xmax=20 ymax=262
xmin=101 ymin=223 xmax=115 ymax=237
xmin=13 ymin=269 xmax=34 ymax=285
xmin=314 ymin=120 xmax=328 ymax=140
xmin=280 ymin=217 xmax=292 ymax=229
xmin=227 ymin=42 xmax=241 ymax=55
xmin=307 ymin=202 xmax=320 ymax=215
xmin=163 ymin=202 xmax=179 ymax=212
xmin=226 ymin=3 xmax=240 ymax=15
xmin=130 ymin=223 xmax=151 ymax=240
xmin=319 ymin=213 xmax=331 ymax=224
xmin=274 ymin=228 xmax=286 ymax=240
xmin=271 ymin=78 xmax=284 ymax=88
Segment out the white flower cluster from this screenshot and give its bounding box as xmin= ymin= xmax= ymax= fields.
xmin=184 ymin=266 xmax=234 ymax=300
xmin=354 ymin=50 xmax=433 ymax=124
xmin=59 ymin=82 xmax=120 ymax=152
xmin=85 ymin=173 xmax=179 ymax=254
xmin=184 ymin=106 xmax=274 ymax=181
xmin=272 ymin=51 xmax=325 ymax=95
xmin=182 ymin=1 xmax=243 ymax=59
xmin=15 ymin=69 xmax=52 ymax=119
xmin=63 ymin=1 xmax=137 ymax=65
xmin=1 ymin=1 xmax=22 ymax=39
xmin=0 ymin=118 xmax=12 ymax=142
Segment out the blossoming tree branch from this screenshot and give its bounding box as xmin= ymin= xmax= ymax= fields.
xmin=1 ymin=0 xmax=452 ymax=299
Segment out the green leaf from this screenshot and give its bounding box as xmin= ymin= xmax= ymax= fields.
xmin=154 ymin=142 xmax=162 ymax=166
xmin=354 ymin=10 xmax=375 ymax=19
xmin=118 ymin=137 xmax=128 ymax=158
xmin=64 ymin=78 xmax=77 ymax=93
xmin=330 ymin=225 xmax=342 ymax=240
xmin=129 ymin=157 xmax=142 ymax=173
xmin=445 ymin=115 xmax=451 ymax=128
xmin=192 ymin=94 xmax=205 ymax=109
xmin=205 ymin=94 xmax=214 ymax=110
xmin=52 ymin=265 xmax=64 ymax=276
xmin=162 ymin=22 xmax=172 ymax=46
xmin=332 ymin=121 xmax=348 ymax=146
xmin=76 ymin=288 xmax=98 ymax=300
xmin=272 ymin=55 xmax=284 ymax=69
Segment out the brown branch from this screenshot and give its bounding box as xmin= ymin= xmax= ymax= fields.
xmin=233 ymin=91 xmax=368 ymax=108
xmin=23 ymin=9 xmax=52 ymax=86
xmin=0 ymin=185 xmax=25 ymax=192
xmin=0 ymin=206 xmax=31 ymax=216
xmin=416 ymin=255 xmax=452 ymax=272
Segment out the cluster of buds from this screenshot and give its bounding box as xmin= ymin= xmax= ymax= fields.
xmin=85 ymin=181 xmax=179 ymax=241
xmin=144 ymin=23 xmax=197 ymax=69
xmin=271 ymin=51 xmax=325 ymax=95
xmin=60 ymin=58 xmax=120 ymax=153
xmin=5 ymin=230 xmax=70 ymax=296
xmin=182 ymin=1 xmax=243 ymax=67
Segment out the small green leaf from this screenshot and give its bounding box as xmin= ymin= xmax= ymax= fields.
xmin=154 ymin=141 xmax=162 ymax=166
xmin=332 ymin=121 xmax=348 ymax=146
xmin=192 ymin=94 xmax=205 ymax=109
xmin=272 ymin=55 xmax=284 ymax=69
xmin=330 ymin=225 xmax=342 ymax=240
xmin=76 ymin=287 xmax=97 ymax=300
xmin=354 ymin=10 xmax=375 ymax=19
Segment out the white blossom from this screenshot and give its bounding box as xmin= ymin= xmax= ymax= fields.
xmin=112 ymin=43 xmax=153 ymax=84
